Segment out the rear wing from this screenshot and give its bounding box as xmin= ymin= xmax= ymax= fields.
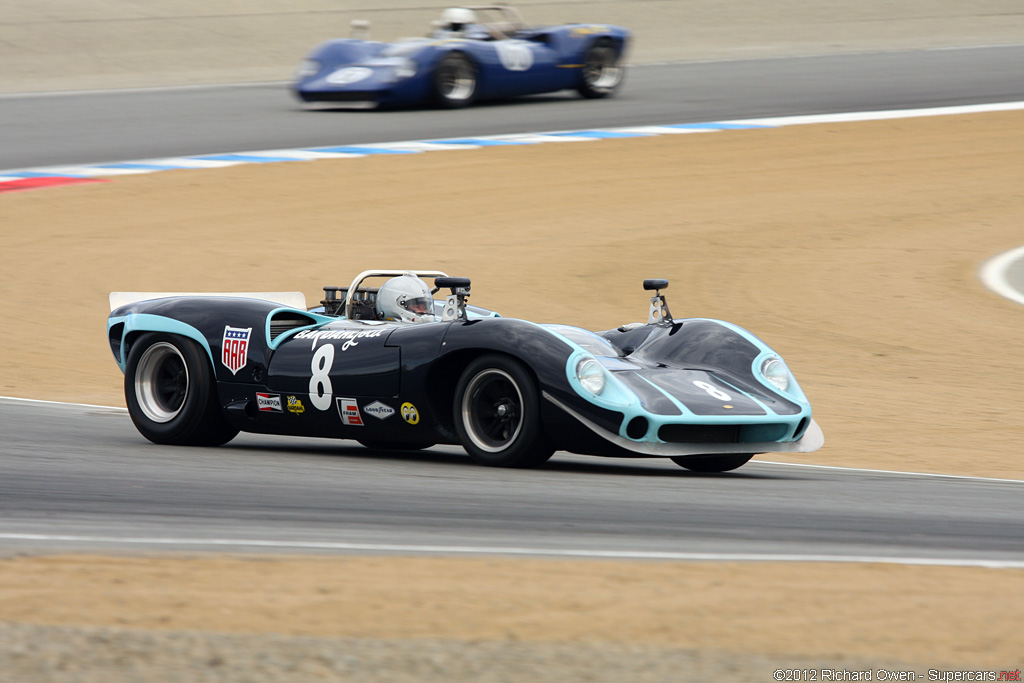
xmin=109 ymin=291 xmax=307 ymax=312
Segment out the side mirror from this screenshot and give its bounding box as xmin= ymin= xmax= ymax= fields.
xmin=436 ymin=277 xmax=471 ymax=322
xmin=644 ymin=278 xmax=673 ymax=324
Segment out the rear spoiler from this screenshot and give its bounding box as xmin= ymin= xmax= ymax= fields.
xmin=109 ymin=291 xmax=307 ymax=312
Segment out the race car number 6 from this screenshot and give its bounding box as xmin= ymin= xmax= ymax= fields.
xmin=693 ymin=380 xmax=731 ymax=401
xmin=309 ymin=344 xmax=335 ymax=410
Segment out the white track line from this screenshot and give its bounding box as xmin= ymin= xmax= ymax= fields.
xmin=980 ymin=245 xmax=1024 ymax=307
xmin=0 ymin=533 xmax=1022 ymax=568
xmin=756 ymin=460 xmax=1024 ymax=484
xmin=0 ymin=395 xmax=126 ymax=411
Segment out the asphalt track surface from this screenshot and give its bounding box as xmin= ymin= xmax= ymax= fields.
xmin=2 ymin=45 xmax=1024 ymax=171
xmin=2 ymin=399 xmax=1023 ymax=564
xmin=4 ymin=46 xmax=1024 ymax=562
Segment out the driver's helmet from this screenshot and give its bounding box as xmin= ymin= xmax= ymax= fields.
xmin=440 ymin=7 xmax=477 ymax=34
xmin=376 ymin=273 xmax=435 ymax=323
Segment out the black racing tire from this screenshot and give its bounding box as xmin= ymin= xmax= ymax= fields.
xmin=124 ymin=333 xmax=238 ymax=447
xmin=577 ymin=39 xmax=625 ymax=99
xmin=357 ymin=440 xmax=435 ymax=451
xmin=432 ymin=53 xmax=478 ymax=108
xmin=453 ymin=354 xmax=554 ymax=468
xmin=670 ymin=454 xmax=755 ymax=473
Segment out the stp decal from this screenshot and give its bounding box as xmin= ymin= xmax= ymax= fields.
xmin=401 ymin=402 xmax=420 ymax=425
xmin=222 ymin=326 xmax=252 ymax=375
xmin=256 ymin=393 xmax=282 ymax=412
xmin=363 ymin=401 xmax=395 ymax=420
xmin=336 ymin=397 xmax=364 ymax=426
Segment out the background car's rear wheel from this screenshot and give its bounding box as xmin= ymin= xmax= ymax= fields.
xmin=433 ymin=53 xmax=477 ymax=108
xmin=670 ymin=454 xmax=754 ymax=473
xmin=454 ymin=354 xmax=554 ymax=467
xmin=124 ymin=333 xmax=238 ymax=446
xmin=578 ymin=39 xmax=624 ymax=98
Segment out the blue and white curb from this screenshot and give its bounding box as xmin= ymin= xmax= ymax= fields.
xmin=2 ymin=100 xmax=1022 ymax=187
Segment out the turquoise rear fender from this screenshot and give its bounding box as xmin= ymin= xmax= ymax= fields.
xmin=107 ymin=313 xmax=214 ymax=373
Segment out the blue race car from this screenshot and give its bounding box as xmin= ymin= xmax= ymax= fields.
xmin=107 ymin=271 xmax=823 ymax=472
xmin=292 ymin=5 xmax=630 ymax=108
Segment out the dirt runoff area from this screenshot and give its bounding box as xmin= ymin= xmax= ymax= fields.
xmin=2 ymin=111 xmax=1024 ymax=678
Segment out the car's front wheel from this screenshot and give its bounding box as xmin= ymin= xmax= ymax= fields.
xmin=124 ymin=333 xmax=238 ymax=446
xmin=453 ymin=355 xmax=554 ymax=467
xmin=670 ymin=454 xmax=754 ymax=473
xmin=577 ymin=39 xmax=625 ymax=98
xmin=433 ymin=53 xmax=478 ymax=108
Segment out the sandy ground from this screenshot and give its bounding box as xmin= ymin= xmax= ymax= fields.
xmin=2 ymin=1 xmax=1023 ymax=92
xmin=2 ymin=111 xmax=1024 ymax=678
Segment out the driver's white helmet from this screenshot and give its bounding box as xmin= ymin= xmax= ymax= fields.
xmin=441 ymin=7 xmax=477 ymax=32
xmin=376 ymin=274 xmax=435 ymax=323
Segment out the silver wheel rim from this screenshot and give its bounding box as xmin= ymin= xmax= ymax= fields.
xmin=439 ymin=59 xmax=475 ymax=101
xmin=135 ymin=342 xmax=189 ymax=423
xmin=461 ymin=369 xmax=524 ymax=453
xmin=584 ymin=49 xmax=622 ymax=91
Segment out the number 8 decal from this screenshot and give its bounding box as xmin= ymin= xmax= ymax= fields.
xmin=693 ymin=380 xmax=731 ymax=401
xmin=309 ymin=344 xmax=335 ymax=411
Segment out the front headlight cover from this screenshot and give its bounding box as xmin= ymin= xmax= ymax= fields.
xmin=576 ymin=357 xmax=606 ymax=395
xmin=761 ymin=357 xmax=790 ymax=392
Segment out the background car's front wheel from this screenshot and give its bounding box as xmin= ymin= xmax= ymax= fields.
xmin=670 ymin=454 xmax=754 ymax=473
xmin=433 ymin=53 xmax=478 ymax=108
xmin=454 ymin=355 xmax=554 ymax=467
xmin=124 ymin=333 xmax=238 ymax=446
xmin=578 ymin=39 xmax=624 ymax=98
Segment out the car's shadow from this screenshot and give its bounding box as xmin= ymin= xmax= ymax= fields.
xmin=221 ymin=439 xmax=785 ymax=479
xmin=295 ymin=93 xmax=586 ymax=114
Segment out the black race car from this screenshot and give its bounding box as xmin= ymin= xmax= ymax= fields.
xmin=107 ymin=270 xmax=822 ymax=471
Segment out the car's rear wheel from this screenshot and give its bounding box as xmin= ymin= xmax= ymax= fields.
xmin=670 ymin=454 xmax=754 ymax=473
xmin=433 ymin=53 xmax=477 ymax=108
xmin=124 ymin=333 xmax=238 ymax=446
xmin=578 ymin=39 xmax=624 ymax=98
xmin=453 ymin=355 xmax=554 ymax=467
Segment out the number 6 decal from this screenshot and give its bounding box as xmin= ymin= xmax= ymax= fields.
xmin=309 ymin=344 xmax=335 ymax=411
xmin=693 ymin=380 xmax=731 ymax=401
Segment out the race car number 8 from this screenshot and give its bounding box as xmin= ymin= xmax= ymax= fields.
xmin=309 ymin=344 xmax=335 ymax=410
xmin=693 ymin=380 xmax=731 ymax=401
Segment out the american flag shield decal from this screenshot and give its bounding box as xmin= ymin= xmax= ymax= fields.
xmin=222 ymin=326 xmax=252 ymax=375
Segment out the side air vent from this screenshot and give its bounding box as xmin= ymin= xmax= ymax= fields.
xmin=108 ymin=323 xmax=125 ymax=362
xmin=269 ymin=312 xmax=318 ymax=342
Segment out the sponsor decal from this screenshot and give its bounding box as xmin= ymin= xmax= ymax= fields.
xmin=294 ymin=328 xmax=386 ymax=351
xmin=363 ymin=401 xmax=395 ymax=420
xmin=256 ymin=393 xmax=282 ymax=412
xmin=400 ymin=402 xmax=420 ymax=425
xmin=222 ymin=326 xmax=252 ymax=375
xmin=336 ymin=397 xmax=364 ymax=426
xmin=286 ymin=395 xmax=305 ymax=414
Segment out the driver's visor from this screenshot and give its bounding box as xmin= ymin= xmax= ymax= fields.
xmin=401 ymin=295 xmax=433 ymax=315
